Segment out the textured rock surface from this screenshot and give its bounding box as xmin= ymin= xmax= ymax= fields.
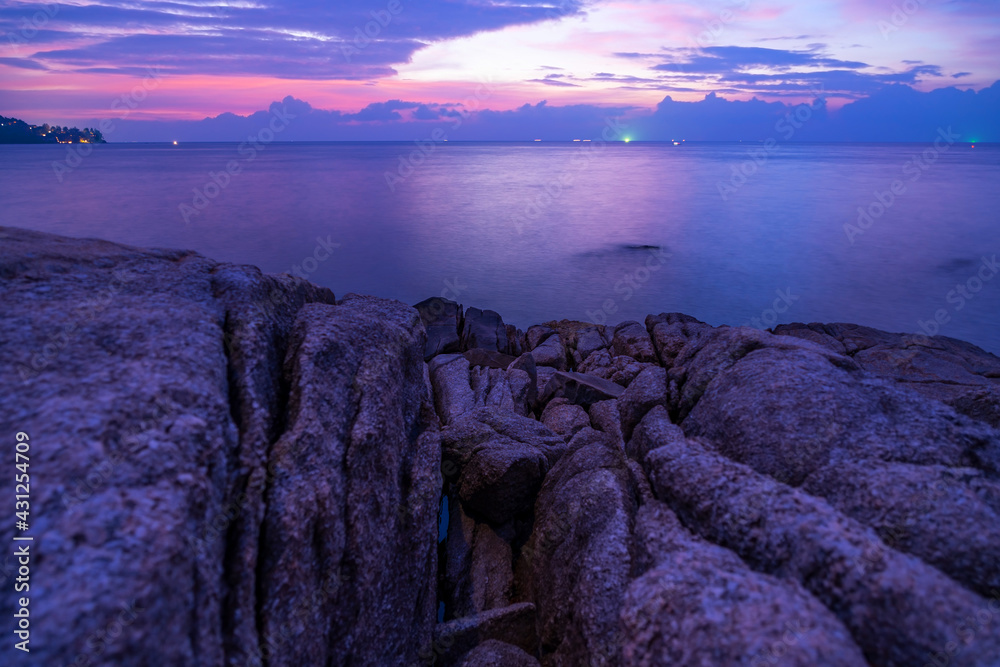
xmin=643 ymin=434 xmax=1000 ymax=666
xmin=623 ymin=500 xmax=866 ymax=667
xmin=588 ymin=399 xmax=624 ymax=448
xmin=612 ymin=320 xmax=658 ymax=363
xmin=429 ymin=603 xmax=538 ymax=666
xmin=7 ymin=227 xmax=1000 ymax=667
xmin=775 ymin=321 xmax=1000 ymax=428
xmin=524 ymin=429 xmax=636 ymax=666
xmin=680 ymin=336 xmax=1000 ymax=485
xmin=617 ymin=366 xmax=667 ymax=442
xmin=529 ymin=334 xmax=567 ymax=370
xmin=441 ymin=407 xmax=565 ymax=525
xmin=416 ymin=296 xmax=463 ymax=360
xmin=1 ymin=231 xmax=239 ymax=666
xmin=0 ymin=228 xmax=443 ymax=667
xmin=801 ymin=460 xmax=1000 ymax=596
xmin=457 ymin=639 xmax=541 ymax=667
xmin=444 ymin=498 xmax=515 ymax=618
xmin=430 ymin=354 xmax=477 ymax=425
xmin=462 ymin=307 xmax=512 ymax=354
xmin=257 ymin=296 xmax=441 ymax=666
xmin=540 ymin=398 xmax=591 ymax=440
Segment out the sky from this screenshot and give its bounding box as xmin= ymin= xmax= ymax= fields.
xmin=1 ymin=0 xmax=999 ymax=141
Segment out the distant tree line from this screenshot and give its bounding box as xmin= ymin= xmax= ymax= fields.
xmin=0 ymin=116 xmax=106 ymax=144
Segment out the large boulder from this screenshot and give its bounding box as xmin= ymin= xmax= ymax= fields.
xmin=430 ymin=355 xmax=534 ymax=423
xmin=678 ymin=337 xmax=1000 ymax=598
xmin=643 ymin=434 xmax=1000 ymax=666
xmin=680 ymin=338 xmax=1000 ymax=485
xmin=775 ymin=322 xmax=1000 ymax=428
xmin=575 ymin=325 xmax=610 ymax=363
xmin=526 ymin=324 xmax=557 ymax=350
xmin=611 ymin=320 xmax=658 ymax=363
xmin=441 ymin=408 xmax=566 ymax=525
xmin=416 ymin=296 xmax=463 ymax=360
xmin=667 ymin=325 xmax=856 ymax=422
xmin=587 ymin=399 xmax=624 ymax=449
xmin=508 ymin=352 xmax=539 ymax=412
xmin=523 ymin=429 xmax=637 ymax=666
xmin=623 ymin=501 xmax=866 ymax=667
xmin=529 ymin=333 xmax=567 ymax=370
xmin=617 ymin=366 xmax=667 ymax=442
xmin=540 ymin=398 xmax=591 ymax=440
xmin=1 ymin=231 xmax=240 ymax=666
xmin=257 ymin=295 xmax=441 ymax=666
xmin=430 ymin=354 xmax=477 ymax=425
xmin=802 ymin=460 xmax=1000 ymax=597
xmin=627 ymin=406 xmax=685 ymax=464
xmin=0 ymin=227 xmax=341 ymax=666
xmin=462 ymin=307 xmax=512 ymax=354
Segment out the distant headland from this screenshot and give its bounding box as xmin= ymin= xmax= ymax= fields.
xmin=0 ymin=115 xmax=106 ymax=144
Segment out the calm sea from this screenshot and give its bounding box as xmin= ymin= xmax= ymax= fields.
xmin=2 ymin=141 xmax=999 ymax=354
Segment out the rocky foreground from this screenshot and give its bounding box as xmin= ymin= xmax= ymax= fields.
xmin=2 ymin=226 xmax=1000 ymax=666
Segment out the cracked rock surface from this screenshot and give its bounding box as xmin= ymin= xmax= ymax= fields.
xmin=3 ymin=226 xmax=1000 ymax=666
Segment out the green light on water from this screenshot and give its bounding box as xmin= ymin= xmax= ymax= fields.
xmin=624 ymin=137 xmax=631 ymax=143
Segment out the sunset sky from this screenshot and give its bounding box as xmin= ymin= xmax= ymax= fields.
xmin=2 ymin=0 xmax=998 ymax=134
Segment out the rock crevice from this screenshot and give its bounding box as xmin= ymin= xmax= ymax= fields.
xmin=4 ymin=227 xmax=1000 ymax=666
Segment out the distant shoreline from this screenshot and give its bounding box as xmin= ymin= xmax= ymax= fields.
xmin=2 ymin=139 xmax=993 ymax=145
